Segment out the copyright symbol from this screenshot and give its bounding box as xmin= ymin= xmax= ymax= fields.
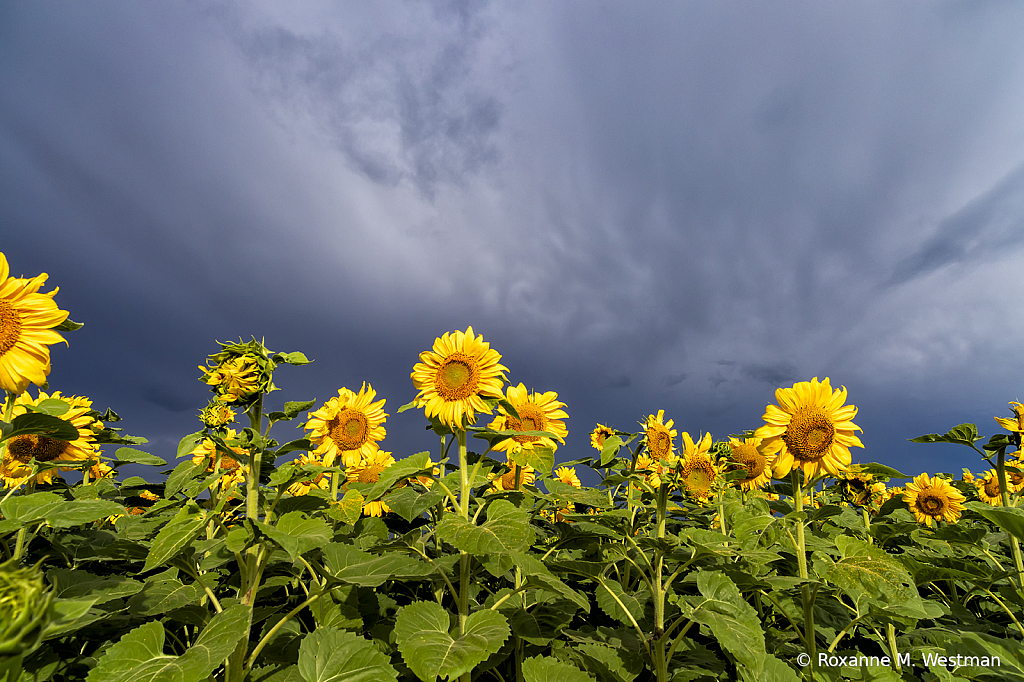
xmin=797 ymin=653 xmax=810 ymax=667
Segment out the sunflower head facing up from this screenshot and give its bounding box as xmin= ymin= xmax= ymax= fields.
xmin=995 ymin=401 xmax=1024 ymax=434
xmin=903 ymin=473 xmax=966 ymax=527
xmin=0 ymin=253 xmax=70 ymax=395
xmin=554 ymin=466 xmax=581 ymax=488
xmin=724 ymin=436 xmax=775 ymax=491
xmin=305 ymin=383 xmax=387 ymax=468
xmin=590 ymin=424 xmax=616 ymax=451
xmin=642 ymin=410 xmax=677 ymax=462
xmin=754 ymin=377 xmax=863 ymax=481
xmin=489 ymin=383 xmax=568 ymax=456
xmin=677 ymin=432 xmax=717 ymax=500
xmin=411 ymin=327 xmax=508 ymax=430
xmin=975 ymin=470 xmax=1005 ymax=506
xmin=2 ymin=391 xmax=102 ymax=488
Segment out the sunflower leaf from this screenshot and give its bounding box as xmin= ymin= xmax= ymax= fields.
xmin=394 ymin=601 xmax=509 ymax=682
xmin=21 ymin=398 xmax=70 ymax=416
xmin=966 ymin=502 xmax=1024 ymax=543
xmin=53 ymin=317 xmax=84 ymax=332
xmin=522 ymin=656 xmax=595 ymax=682
xmin=3 ymin=413 xmax=78 ymax=442
xmin=45 ymin=500 xmax=126 ymax=528
xmin=113 ymin=447 xmax=166 ymax=467
xmin=436 ymin=499 xmax=534 ymax=554
xmin=396 ymin=400 xmax=419 ymax=414
xmin=362 ymin=451 xmax=434 ymax=502
xmin=856 ymin=462 xmax=908 ymax=479
xmin=297 ymin=627 xmax=398 ymax=682
xmin=0 ymin=491 xmax=65 ymax=523
xmin=254 ymin=512 xmax=332 ymax=563
xmin=175 ymin=432 xmax=205 ymax=460
xmin=599 ymin=435 xmax=623 ymax=466
xmin=271 ymin=351 xmax=312 ymax=366
xmin=143 ymin=505 xmax=206 ymax=572
xmin=910 ymin=423 xmax=983 ymax=449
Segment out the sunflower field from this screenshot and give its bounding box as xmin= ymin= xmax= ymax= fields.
xmin=1 ymin=251 xmax=1024 ymax=682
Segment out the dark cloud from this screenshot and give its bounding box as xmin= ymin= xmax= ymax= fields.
xmin=741 ymin=362 xmax=800 ymax=386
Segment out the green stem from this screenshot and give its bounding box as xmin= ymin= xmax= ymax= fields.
xmin=792 ymin=470 xmax=816 ymax=678
xmin=996 ymin=448 xmax=1024 ymax=588
xmin=886 ymin=623 xmax=901 ymax=672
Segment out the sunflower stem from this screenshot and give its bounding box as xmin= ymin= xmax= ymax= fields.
xmin=656 ymin=481 xmax=668 ymax=539
xmin=996 ymin=448 xmax=1024 ymax=588
xmin=792 ymin=470 xmax=817 ymax=677
xmin=2 ymin=390 xmax=29 ymax=562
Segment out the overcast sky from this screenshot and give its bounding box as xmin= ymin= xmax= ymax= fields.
xmin=3 ymin=1 xmax=1024 ymax=484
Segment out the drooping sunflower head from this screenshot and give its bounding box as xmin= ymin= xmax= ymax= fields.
xmin=642 ymin=410 xmax=677 ymax=461
xmin=590 ymin=424 xmax=616 ymax=451
xmin=903 ymin=473 xmax=966 ymax=527
xmin=198 ymin=338 xmax=276 ymax=405
xmin=199 ymin=400 xmax=237 ymax=428
xmin=754 ymin=377 xmax=863 ymax=481
xmin=411 ymin=327 xmax=508 ymax=429
xmin=306 ymin=383 xmax=387 ymax=468
xmin=555 ymin=466 xmax=581 ymax=488
xmin=489 ymin=383 xmax=568 ymax=455
xmin=724 ymin=436 xmax=775 ymax=491
xmin=995 ymin=401 xmax=1024 ymax=434
xmin=2 ymin=391 xmax=102 ymax=487
xmin=0 ymin=253 xmax=70 ymax=394
xmin=838 ymin=467 xmax=877 ymax=507
xmin=975 ymin=470 xmax=1005 ymax=506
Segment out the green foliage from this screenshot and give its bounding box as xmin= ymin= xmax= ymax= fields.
xmin=394 ymin=601 xmax=509 ymax=681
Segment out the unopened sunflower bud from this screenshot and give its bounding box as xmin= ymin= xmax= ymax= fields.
xmin=0 ymin=559 xmax=54 ymax=658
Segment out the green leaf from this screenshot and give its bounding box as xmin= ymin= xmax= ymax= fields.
xmin=362 ymin=452 xmax=434 ymax=501
xmin=84 ymin=620 xmax=168 ymax=682
xmin=944 ymin=632 xmax=1024 ymax=681
xmin=396 ymin=400 xmax=418 ymax=414
xmin=127 ymin=579 xmax=204 ymax=616
xmin=45 ymin=500 xmax=126 ymax=528
xmin=256 ymin=512 xmax=332 ymax=562
xmin=0 ymin=492 xmax=65 ymax=523
xmin=510 ymin=551 xmax=589 ymax=613
xmin=326 ymin=489 xmax=364 ymax=525
xmin=967 ymin=502 xmax=1024 ymax=543
xmin=296 ymin=627 xmax=398 ymax=682
xmin=436 ymin=499 xmax=535 ymax=555
xmin=599 ymin=435 xmax=624 ymax=466
xmin=113 ymin=447 xmax=167 ymax=466
xmin=48 ymin=569 xmax=143 ymax=605
xmin=3 ymin=413 xmax=78 ymax=442
xmin=522 ymin=656 xmax=595 ymax=682
xmin=821 ymin=536 xmax=916 ymax=608
xmin=382 ymin=486 xmax=444 ymax=523
xmin=267 ymin=400 xmax=317 ymax=423
xmin=545 ymin=479 xmax=613 ymax=509
xmin=22 ymin=398 xmax=70 ymax=416
xmin=394 ymin=601 xmax=509 ymax=682
xmin=738 ymin=654 xmax=801 ymax=682
xmin=322 ymin=544 xmax=434 ymax=587
xmin=910 ymin=423 xmax=982 ymax=448
xmin=509 ymin=445 xmax=554 ymax=476
xmin=53 ymin=317 xmax=84 ymax=332
xmin=164 ymin=461 xmax=203 ymax=499
xmin=175 ymin=432 xmax=205 ymax=460
xmin=272 ymin=351 xmax=312 ymax=366
xmin=687 ymin=571 xmax=766 ymax=669
xmin=595 ymin=578 xmax=647 ymax=626
xmin=856 ymin=462 xmax=908 ymax=479
xmin=143 ymin=506 xmax=206 ymax=572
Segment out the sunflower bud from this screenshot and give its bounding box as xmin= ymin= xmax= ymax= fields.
xmin=0 ymin=559 xmax=54 ymax=660
xmin=198 ymin=338 xmax=277 ymax=406
xmin=199 ymin=399 xmax=237 ymax=428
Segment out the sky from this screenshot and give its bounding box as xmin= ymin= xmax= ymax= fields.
xmin=3 ymin=1 xmax=1024 ymax=486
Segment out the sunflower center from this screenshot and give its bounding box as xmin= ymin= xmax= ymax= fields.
xmin=783 ymin=407 xmax=836 ymax=462
xmin=357 ymin=463 xmax=385 ymax=484
xmin=435 ymin=353 xmax=479 ymax=400
xmin=646 ymin=426 xmax=672 ymax=459
xmin=917 ymin=492 xmax=946 ymax=515
xmin=682 ymin=459 xmax=716 ymax=495
xmin=508 ymin=406 xmax=545 ymax=444
xmin=329 ymin=409 xmax=369 ymax=451
xmin=984 ymin=477 xmax=1001 ymax=498
xmin=0 ymin=301 xmax=23 ymax=357
xmin=730 ymin=444 xmax=765 ymax=481
xmin=7 ymin=434 xmax=68 ymax=463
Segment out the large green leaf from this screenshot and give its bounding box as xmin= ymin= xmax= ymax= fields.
xmin=113 ymin=447 xmax=167 ymax=466
xmin=127 ymin=578 xmax=204 ymax=616
xmin=296 ymin=628 xmax=398 ymax=682
xmin=163 ymin=461 xmax=203 ymax=499
xmin=435 ymin=499 xmax=534 ymax=555
xmin=511 ymin=552 xmax=589 ymax=613
xmin=362 ymin=452 xmax=434 ymax=501
xmin=45 ymin=500 xmax=126 ymax=528
xmin=394 ymin=601 xmax=509 ymax=682
xmin=559 ymin=643 xmax=644 ymax=682
xmin=522 ymin=656 xmax=595 ymax=682
xmin=595 ymin=578 xmax=648 ymax=626
xmin=508 ymin=445 xmax=554 ymax=476
xmin=687 ymin=571 xmax=766 ymax=670
xmin=943 ymin=632 xmax=1024 ymax=681
xmin=967 ymin=502 xmax=1024 ymax=543
xmin=545 ymin=479 xmax=614 ymax=509
xmin=910 ymin=424 xmax=982 ymax=448
xmin=3 ymin=413 xmax=79 ymax=441
xmin=86 ymin=604 xmax=249 ymax=682
xmin=820 ymin=536 xmax=916 ymax=609
xmin=0 ymin=492 xmax=65 ymax=523
xmin=48 ymin=569 xmax=143 ymax=605
xmin=382 ymin=486 xmax=444 ymax=523
xmin=322 ymin=544 xmax=434 ymax=587
xmin=142 ymin=506 xmax=206 ymax=572
xmin=737 ymin=654 xmax=801 ymax=682
xmin=256 ymin=512 xmax=332 ymax=562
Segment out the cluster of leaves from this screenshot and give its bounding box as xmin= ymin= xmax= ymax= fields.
xmin=2 ymin=386 xmax=1024 ymax=681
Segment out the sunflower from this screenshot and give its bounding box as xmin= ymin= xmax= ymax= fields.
xmin=642 ymin=410 xmax=677 ymax=461
xmin=678 ymin=432 xmax=717 ymax=500
xmin=724 ymin=436 xmax=775 ymax=491
xmin=904 ymin=473 xmax=966 ymax=526
xmin=554 ymin=466 xmax=581 ymax=488
xmin=488 ymin=462 xmax=536 ymax=492
xmin=754 ymin=377 xmax=863 ymax=480
xmin=199 ymin=354 xmax=261 ymax=404
xmin=199 ymin=400 xmax=236 ymax=428
xmin=190 ymin=428 xmax=249 ymax=493
xmin=975 ymin=470 xmax=1005 ymax=506
xmin=411 ymin=326 xmax=508 ymax=429
xmin=632 ymin=454 xmax=663 ymax=488
xmin=2 ymin=391 xmax=102 ymax=488
xmin=1006 ymin=454 xmax=1024 ymax=493
xmin=995 ymin=402 xmax=1024 ymax=434
xmin=346 ymin=449 xmax=396 ymax=517
xmin=87 ymin=462 xmax=115 ymax=482
xmin=839 ymin=469 xmax=876 ymax=507
xmin=0 ymin=253 xmax=70 ymax=395
xmin=489 ymin=383 xmax=568 ymax=456
xmin=283 ymin=453 xmax=331 ymax=497
xmin=305 ymin=384 xmax=387 ymax=468
xmin=590 ymin=424 xmax=616 ymax=451
xmin=961 ymin=469 xmax=975 ymax=484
